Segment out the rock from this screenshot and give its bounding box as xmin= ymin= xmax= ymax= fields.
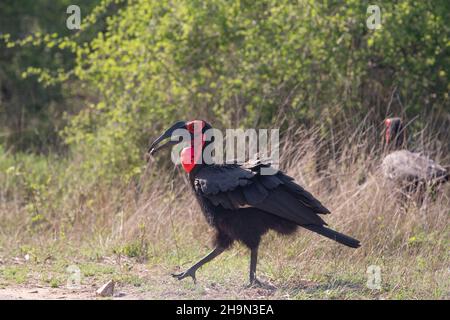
xmin=114 ymin=292 xmax=126 ymax=297
xmin=96 ymin=280 xmax=115 ymax=297
xmin=13 ymin=257 xmax=23 ymax=264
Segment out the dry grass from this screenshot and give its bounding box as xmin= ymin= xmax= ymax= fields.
xmin=0 ymin=123 xmax=449 ymax=299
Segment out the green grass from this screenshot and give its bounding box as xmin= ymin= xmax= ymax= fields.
xmin=0 ymin=266 xmax=29 ymax=285
xmin=0 ymin=238 xmax=448 ymax=299
xmin=79 ymin=263 xmax=116 ymax=278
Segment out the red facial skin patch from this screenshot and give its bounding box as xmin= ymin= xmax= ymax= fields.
xmin=181 ymin=120 xmax=205 ymax=173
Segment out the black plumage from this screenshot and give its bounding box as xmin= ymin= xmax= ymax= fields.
xmin=191 ymin=161 xmax=360 ymax=251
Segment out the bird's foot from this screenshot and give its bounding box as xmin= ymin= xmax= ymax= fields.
xmin=246 ymin=278 xmax=276 ymax=290
xmin=172 ymin=269 xmax=197 ymax=283
xmin=247 ymin=278 xmax=263 ymax=288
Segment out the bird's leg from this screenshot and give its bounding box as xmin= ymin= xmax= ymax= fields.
xmin=247 ymin=248 xmax=277 ymax=290
xmin=172 ymin=246 xmax=225 ymax=283
xmin=248 ymin=247 xmax=261 ymax=287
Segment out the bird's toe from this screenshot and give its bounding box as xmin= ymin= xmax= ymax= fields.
xmin=171 ymin=272 xmax=184 ymax=279
xmin=171 ymin=270 xmax=196 ymax=283
xmin=246 ymin=278 xmax=276 ymax=290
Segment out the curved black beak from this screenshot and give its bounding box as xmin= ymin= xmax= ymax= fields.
xmin=148 ymin=121 xmax=187 ymax=155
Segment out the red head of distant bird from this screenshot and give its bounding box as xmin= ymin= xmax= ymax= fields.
xmin=148 ymin=120 xmax=212 ymax=173
xmin=384 ymin=117 xmax=405 ymax=149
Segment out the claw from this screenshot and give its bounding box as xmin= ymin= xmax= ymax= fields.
xmin=246 ymin=278 xmax=276 ymax=290
xmin=171 ymin=269 xmax=197 ymax=283
xmin=247 ymin=278 xmax=262 ymax=288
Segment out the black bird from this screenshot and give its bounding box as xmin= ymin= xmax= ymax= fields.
xmin=382 ymin=117 xmax=448 ymax=192
xmin=148 ymin=120 xmax=360 ymax=285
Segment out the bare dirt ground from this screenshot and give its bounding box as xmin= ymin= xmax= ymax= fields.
xmin=0 ymin=267 xmax=317 ymax=300
xmin=0 ymin=255 xmax=348 ymax=300
xmin=0 ymin=282 xmax=293 ymax=300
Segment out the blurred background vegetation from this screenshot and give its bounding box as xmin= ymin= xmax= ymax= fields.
xmin=0 ymin=0 xmax=448 ymax=217
xmin=0 ymin=0 xmax=448 ymax=224
xmin=0 ymin=0 xmax=450 ymax=173
xmin=1 ymin=0 xmax=449 ymax=178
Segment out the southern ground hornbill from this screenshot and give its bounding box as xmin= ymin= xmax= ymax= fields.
xmin=382 ymin=117 xmax=448 ymax=194
xmin=148 ymin=120 xmax=360 ymax=285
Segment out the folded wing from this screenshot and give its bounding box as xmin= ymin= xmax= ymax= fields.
xmin=194 ymin=162 xmax=330 ymax=227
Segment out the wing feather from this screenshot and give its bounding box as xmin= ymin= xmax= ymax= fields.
xmin=194 ymin=163 xmax=329 ymax=226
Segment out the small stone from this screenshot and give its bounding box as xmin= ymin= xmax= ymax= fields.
xmin=96 ymin=280 xmax=115 ymax=297
xmin=114 ymin=292 xmax=126 ymax=297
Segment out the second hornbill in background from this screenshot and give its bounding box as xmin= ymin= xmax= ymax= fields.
xmin=382 ymin=117 xmax=448 ymax=193
xmin=148 ymin=120 xmax=360 ymax=285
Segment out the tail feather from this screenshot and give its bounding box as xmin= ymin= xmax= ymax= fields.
xmin=303 ymin=225 xmax=361 ymax=248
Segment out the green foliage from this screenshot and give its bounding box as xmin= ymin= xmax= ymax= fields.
xmin=0 ymin=266 xmax=28 ymax=284
xmin=0 ymin=145 xmax=81 ymax=232
xmin=0 ymin=0 xmax=103 ymax=152
xmin=113 ymin=224 xmax=148 ymax=260
xmin=2 ymin=0 xmax=450 ymax=180
xmin=56 ymin=0 xmax=449 ymax=179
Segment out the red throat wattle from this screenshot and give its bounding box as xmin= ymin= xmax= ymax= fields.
xmin=181 ymin=120 xmax=205 ymax=173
